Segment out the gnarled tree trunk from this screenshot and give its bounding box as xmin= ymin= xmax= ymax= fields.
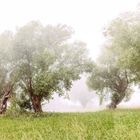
xmin=108 ymin=71 xmax=129 ymax=110
xmin=27 ymin=78 xmax=42 ymax=113
xmin=31 ymin=95 xmax=42 ymax=113
xmin=0 ymin=83 xmax=13 ymax=114
xmin=108 ymin=92 xmax=126 ymax=109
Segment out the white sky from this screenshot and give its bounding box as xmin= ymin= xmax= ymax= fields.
xmin=1 ymin=0 xmax=140 ymax=111
xmin=0 ymin=0 xmax=140 ymax=58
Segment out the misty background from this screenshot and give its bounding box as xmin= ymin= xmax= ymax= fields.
xmin=0 ymin=0 xmax=140 ymax=111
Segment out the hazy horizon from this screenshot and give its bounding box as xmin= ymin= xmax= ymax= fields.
xmin=1 ymin=0 xmax=140 ymax=111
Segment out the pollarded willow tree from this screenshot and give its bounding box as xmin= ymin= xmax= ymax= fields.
xmin=87 ymin=6 xmax=140 ymax=109
xmin=87 ymin=44 xmax=133 ymax=109
xmin=11 ymin=21 xmax=93 ymax=112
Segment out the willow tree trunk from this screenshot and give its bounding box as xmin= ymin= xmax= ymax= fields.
xmin=31 ymin=95 xmax=42 ymax=113
xmin=0 ymin=84 xmax=12 ymax=114
xmin=28 ymin=77 xmax=42 ymax=113
xmin=108 ymin=102 xmax=117 ymax=109
xmin=108 ymin=92 xmax=126 ymax=109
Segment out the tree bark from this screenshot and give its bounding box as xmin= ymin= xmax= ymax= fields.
xmin=108 ymin=102 xmax=117 ymax=109
xmin=0 ymin=84 xmax=13 ymax=114
xmin=27 ymin=76 xmax=43 ymax=113
xmin=108 ymin=92 xmax=126 ymax=109
xmin=31 ymin=94 xmax=42 ymax=113
xmin=108 ymin=74 xmax=129 ymax=110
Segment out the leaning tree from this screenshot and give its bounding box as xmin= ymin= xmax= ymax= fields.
xmin=0 ymin=31 xmax=15 ymax=114
xmin=87 ymin=6 xmax=140 ymax=109
xmin=87 ymin=46 xmax=133 ymax=109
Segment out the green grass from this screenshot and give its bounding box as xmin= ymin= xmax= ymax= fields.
xmin=0 ymin=109 xmax=140 ymax=140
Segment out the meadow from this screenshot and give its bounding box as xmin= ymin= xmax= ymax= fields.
xmin=0 ymin=109 xmax=140 ymax=140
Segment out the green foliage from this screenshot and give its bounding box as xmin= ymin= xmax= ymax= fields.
xmin=0 ymin=21 xmax=93 ymax=111
xmin=15 ymin=93 xmax=32 ymax=111
xmin=87 ymin=9 xmax=140 ymax=107
xmin=87 ymin=45 xmax=133 ymax=107
xmin=104 ymin=9 xmax=140 ymax=83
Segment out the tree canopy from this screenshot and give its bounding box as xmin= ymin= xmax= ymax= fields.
xmin=104 ymin=8 xmax=140 ymax=81
xmin=0 ymin=21 xmax=93 ymax=113
xmin=87 ymin=46 xmax=133 ymax=108
xmin=87 ymin=9 xmax=140 ymax=108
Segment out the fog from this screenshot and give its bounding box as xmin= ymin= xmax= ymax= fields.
xmin=43 ymin=76 xmax=105 ymax=112
xmin=43 ymin=78 xmax=140 ymax=112
xmin=1 ymin=0 xmax=140 ymax=112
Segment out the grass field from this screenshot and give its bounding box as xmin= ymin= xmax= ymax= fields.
xmin=0 ymin=109 xmax=140 ymax=140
